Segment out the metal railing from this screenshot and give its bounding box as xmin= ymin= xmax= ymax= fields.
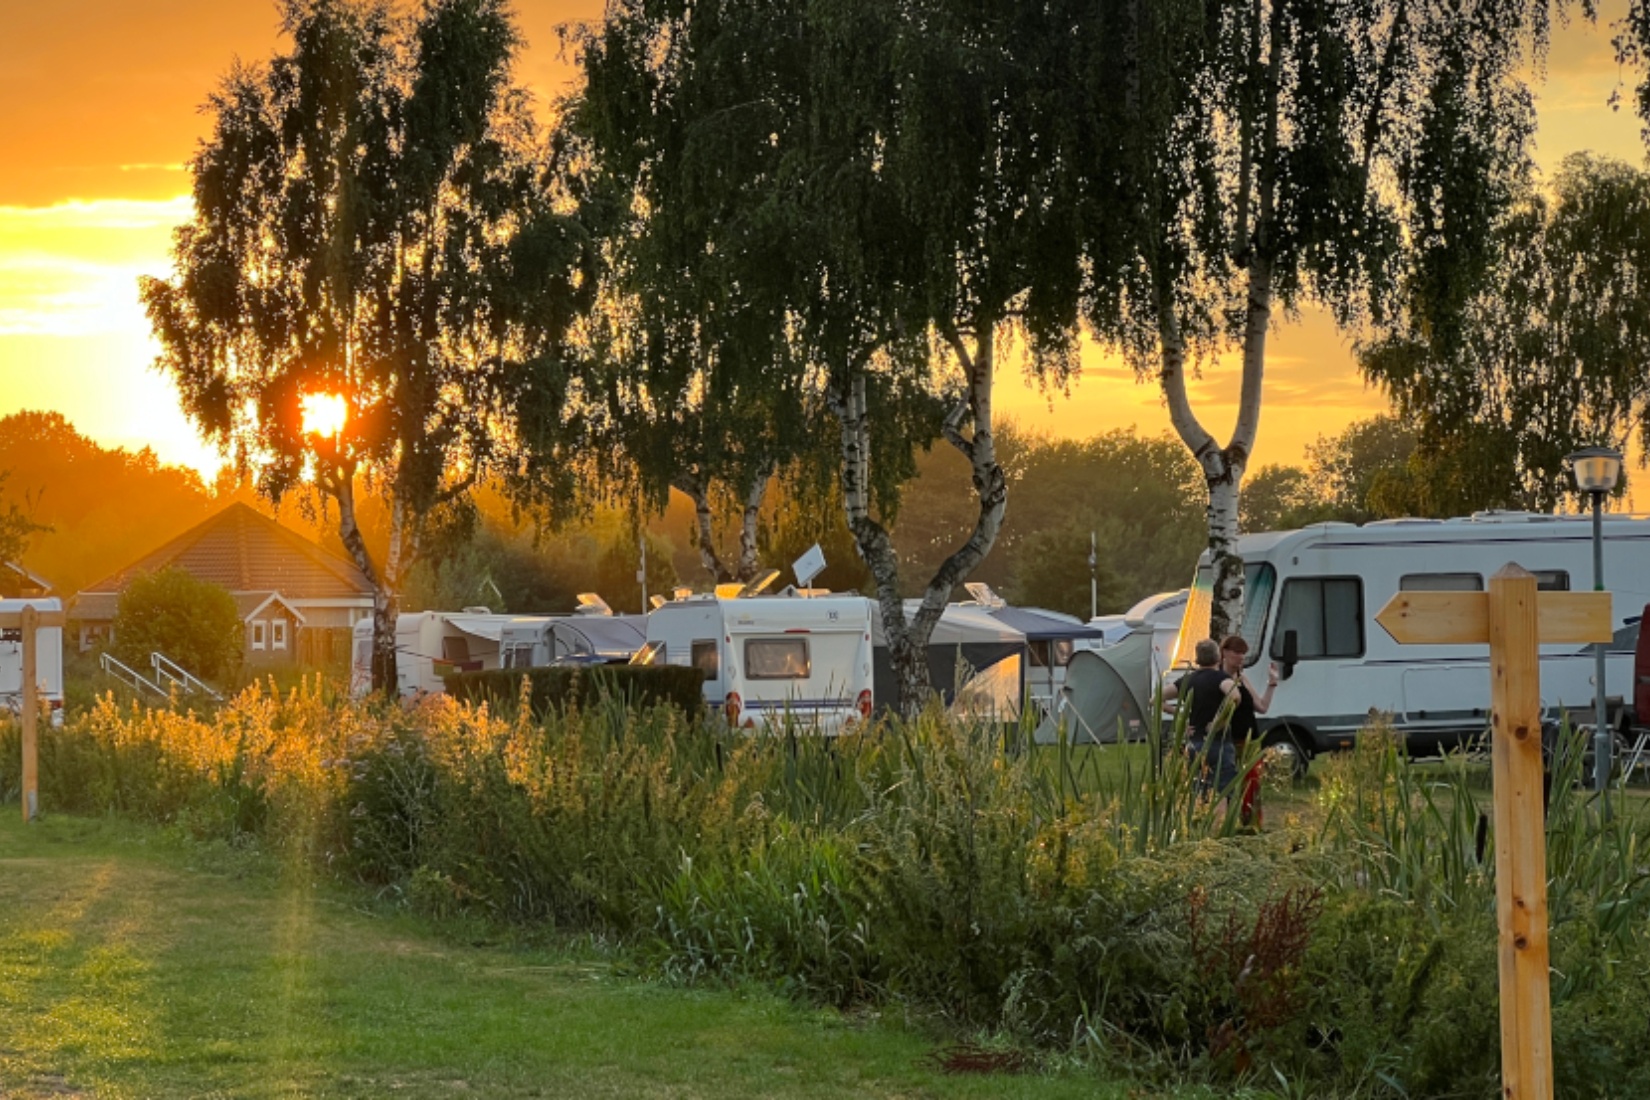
xmin=99 ymin=652 xmax=165 ymax=697
xmin=150 ymin=652 xmax=222 ymax=701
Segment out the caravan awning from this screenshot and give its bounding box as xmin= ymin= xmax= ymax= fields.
xmin=445 ymin=615 xmax=508 ymax=642
xmin=987 ymin=606 xmax=1107 ymax=642
xmin=871 ymin=602 xmax=1025 ymax=647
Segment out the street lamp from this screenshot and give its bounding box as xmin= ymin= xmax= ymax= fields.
xmin=1567 ymin=445 xmax=1624 ymax=798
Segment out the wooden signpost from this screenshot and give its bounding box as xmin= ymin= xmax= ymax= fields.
xmin=1375 ymin=564 xmax=1613 ymax=1100
xmin=1 ymin=605 xmax=65 ymax=823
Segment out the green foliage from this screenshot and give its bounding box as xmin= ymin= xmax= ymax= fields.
xmin=1365 ymin=154 xmax=1650 ymax=512
xmin=442 ymin=665 xmax=706 ymax=717
xmin=111 ymin=566 xmax=243 ymax=682
xmin=1241 ymin=416 xmax=1423 ymax=531
xmin=18 ymin=686 xmax=1650 ymax=1097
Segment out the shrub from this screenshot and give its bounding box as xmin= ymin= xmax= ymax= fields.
xmin=16 ymin=686 xmax=1650 ymax=1098
xmin=442 ymin=664 xmax=706 ymax=716
xmin=112 ymin=566 xmax=243 ymax=681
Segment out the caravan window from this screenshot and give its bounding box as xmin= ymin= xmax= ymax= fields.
xmin=1270 ymin=577 xmax=1364 ymax=660
xmin=691 ymin=640 xmax=720 ymax=678
xmin=1027 ymin=639 xmax=1075 ymax=668
xmin=1237 ymin=564 xmax=1276 ymax=664
xmin=504 ymin=644 xmax=533 ymax=670
xmin=1534 ymin=571 xmax=1570 ymax=591
xmin=745 ymin=638 xmax=810 ymax=679
xmin=1401 ymin=573 xmax=1483 ymax=591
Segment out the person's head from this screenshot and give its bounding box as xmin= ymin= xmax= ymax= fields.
xmin=1194 ymin=639 xmax=1220 ymax=668
xmin=1219 ymin=635 xmax=1248 ymax=670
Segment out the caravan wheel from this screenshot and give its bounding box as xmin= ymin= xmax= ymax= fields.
xmin=1263 ymin=728 xmax=1312 ymax=781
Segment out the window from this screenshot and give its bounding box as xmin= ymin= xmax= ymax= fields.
xmin=251 ymin=621 xmax=266 ymax=651
xmin=1237 ymin=563 xmax=1277 ymax=664
xmin=1401 ymin=573 xmax=1484 ymax=591
xmin=1029 ymin=639 xmax=1076 ymax=668
xmin=1270 ymin=577 xmax=1364 ymax=660
xmin=1534 ymin=570 xmax=1570 ymax=591
xmin=1028 ymin=640 xmax=1051 ymax=668
xmin=504 ymin=644 xmax=533 ymax=670
xmin=691 ymin=640 xmax=720 ymax=678
xmin=272 ymin=619 xmax=288 ymax=650
xmin=1050 ymin=638 xmax=1074 ymax=668
xmin=745 ymin=638 xmax=810 ymax=679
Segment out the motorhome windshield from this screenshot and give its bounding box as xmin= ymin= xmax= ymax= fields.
xmin=1170 ymin=562 xmax=1277 ymax=668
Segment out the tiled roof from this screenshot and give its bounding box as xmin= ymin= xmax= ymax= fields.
xmin=80 ymin=503 xmax=374 ymax=601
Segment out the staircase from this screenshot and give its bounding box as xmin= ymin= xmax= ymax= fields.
xmin=98 ymin=652 xmax=222 ymax=701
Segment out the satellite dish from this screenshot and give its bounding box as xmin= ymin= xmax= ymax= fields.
xmin=575 ymin=592 xmax=613 ymax=616
xmin=791 ymin=543 xmax=827 ymax=589
xmin=648 ymin=595 xmax=667 ymax=610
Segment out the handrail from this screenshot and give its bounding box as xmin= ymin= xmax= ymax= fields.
xmin=99 ymin=652 xmax=165 ymax=697
xmin=150 ymin=652 xmax=223 ymax=701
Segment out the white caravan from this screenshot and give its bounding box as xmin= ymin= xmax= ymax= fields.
xmin=350 ymin=610 xmax=517 ymax=698
xmin=0 ymin=598 xmax=64 ymax=722
xmin=642 ymin=592 xmax=875 ymax=731
xmin=1171 ymin=513 xmax=1650 ymax=771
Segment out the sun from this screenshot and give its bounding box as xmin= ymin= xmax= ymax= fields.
xmin=300 ymin=392 xmax=348 ymax=438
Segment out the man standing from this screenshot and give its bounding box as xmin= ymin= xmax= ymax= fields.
xmin=1163 ymin=638 xmax=1241 ymax=804
xmin=1220 ymin=635 xmax=1280 ymax=827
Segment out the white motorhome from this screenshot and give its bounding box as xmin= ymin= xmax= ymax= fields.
xmin=1172 ymin=513 xmax=1650 ymax=771
xmin=350 ymin=610 xmax=516 ymax=698
xmin=642 ymin=592 xmax=875 ymax=731
xmin=0 ymin=597 xmax=64 ymax=722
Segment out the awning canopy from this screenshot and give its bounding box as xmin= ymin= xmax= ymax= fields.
xmin=445 ymin=614 xmax=509 ymax=643
xmin=987 ymin=605 xmax=1108 ymax=642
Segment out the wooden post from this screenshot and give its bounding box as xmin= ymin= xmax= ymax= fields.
xmin=20 ymin=603 xmax=37 ymax=823
xmin=1487 ymin=565 xmax=1550 ymax=1100
xmin=1375 ymin=564 xmax=1612 ymax=1100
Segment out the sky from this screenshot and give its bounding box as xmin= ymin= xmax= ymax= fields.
xmin=0 ymin=0 xmax=1644 ymax=479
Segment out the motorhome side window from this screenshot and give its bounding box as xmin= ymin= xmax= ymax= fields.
xmin=691 ymin=640 xmax=720 ymax=678
xmin=1027 ymin=639 xmax=1075 ymax=668
xmin=745 ymin=638 xmax=810 ymax=679
xmin=1400 ymin=573 xmax=1483 ymax=591
xmin=1270 ymin=577 xmax=1364 ymax=660
xmin=1534 ymin=571 xmax=1570 ymax=591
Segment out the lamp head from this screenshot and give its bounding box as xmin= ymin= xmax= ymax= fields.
xmin=1567 ymin=445 xmax=1624 ymax=495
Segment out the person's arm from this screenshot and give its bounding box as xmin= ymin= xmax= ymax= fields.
xmin=1162 ymin=678 xmax=1180 ymax=702
xmin=1251 ymin=663 xmax=1281 ymax=715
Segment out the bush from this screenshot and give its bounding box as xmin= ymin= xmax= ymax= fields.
xmin=16 ymin=687 xmax=1650 ymax=1098
xmin=112 ymin=566 xmax=243 ymax=682
xmin=442 ymin=664 xmax=706 ymax=716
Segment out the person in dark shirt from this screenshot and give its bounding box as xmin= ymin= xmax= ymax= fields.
xmin=1162 ymin=638 xmax=1240 ymax=802
xmin=1220 ymin=635 xmax=1279 ymax=827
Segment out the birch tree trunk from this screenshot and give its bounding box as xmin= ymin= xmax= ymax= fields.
xmin=832 ymin=325 xmax=1008 ymax=716
xmin=675 ymin=471 xmax=733 ymax=583
xmin=736 ymin=465 xmax=772 ymax=583
xmin=336 ymin=474 xmax=398 ymax=695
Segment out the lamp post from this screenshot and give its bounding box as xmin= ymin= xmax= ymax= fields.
xmin=1567 ymin=445 xmax=1624 ymax=800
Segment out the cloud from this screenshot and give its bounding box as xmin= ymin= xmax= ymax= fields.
xmin=0 ymin=197 xmax=188 ymax=336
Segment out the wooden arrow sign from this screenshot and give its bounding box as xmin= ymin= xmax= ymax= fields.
xmin=1375 ymin=589 xmax=1611 ymax=646
xmin=1375 ymin=564 xmax=1615 ymax=1100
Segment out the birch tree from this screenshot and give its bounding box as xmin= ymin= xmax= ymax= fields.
xmin=1081 ymin=0 xmax=1553 ymax=637
xmin=575 ymin=0 xmax=1089 ymax=711
xmin=1365 ymin=154 xmax=1650 ymax=510
xmin=143 ymin=0 xmax=588 ymax=690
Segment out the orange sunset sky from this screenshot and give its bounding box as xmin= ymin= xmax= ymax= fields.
xmin=1 ymin=0 xmax=1645 ymax=479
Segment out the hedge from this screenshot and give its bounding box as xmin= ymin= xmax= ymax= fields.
xmin=442 ymin=664 xmax=707 ymax=716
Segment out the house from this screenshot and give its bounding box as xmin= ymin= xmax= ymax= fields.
xmin=72 ymin=503 xmax=375 ymax=666
xmin=0 ymin=561 xmax=53 ymax=599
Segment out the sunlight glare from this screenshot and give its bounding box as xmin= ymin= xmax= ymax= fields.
xmin=300 ymin=392 xmax=347 ymax=438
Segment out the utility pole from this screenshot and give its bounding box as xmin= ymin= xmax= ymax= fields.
xmin=637 ymin=534 xmax=649 ymax=614
xmin=1089 ymin=530 xmax=1098 ymax=621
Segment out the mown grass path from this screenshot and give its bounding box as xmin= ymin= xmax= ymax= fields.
xmin=0 ymin=814 xmax=1142 ymax=1100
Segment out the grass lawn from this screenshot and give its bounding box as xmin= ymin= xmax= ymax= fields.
xmin=0 ymin=812 xmax=1195 ymax=1100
